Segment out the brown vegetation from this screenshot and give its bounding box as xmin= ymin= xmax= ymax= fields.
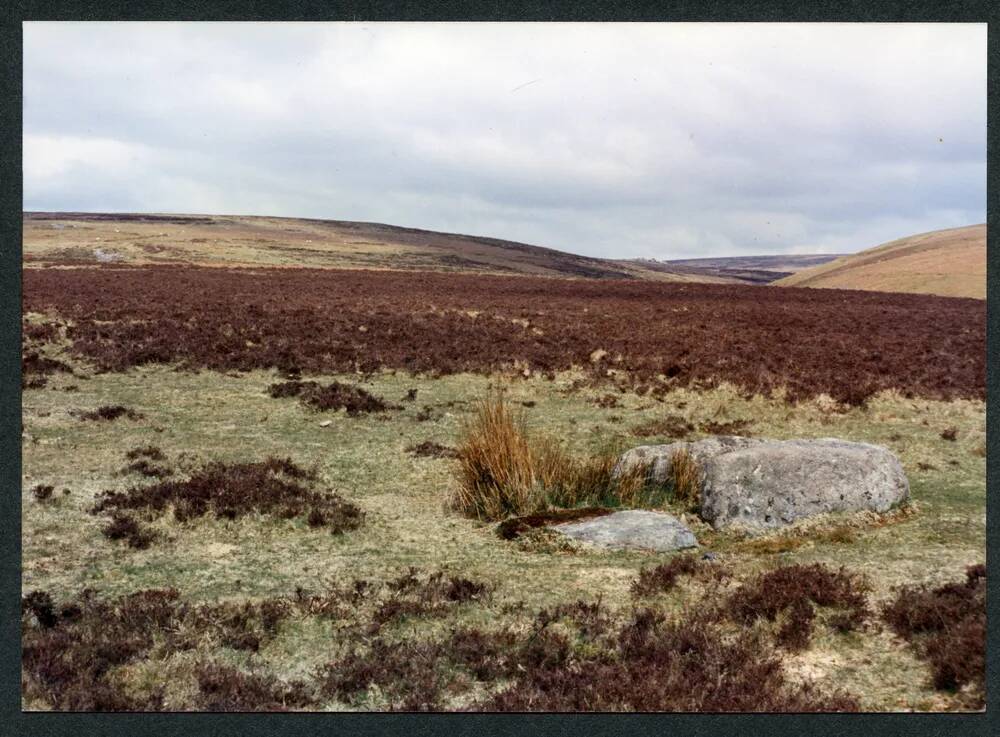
xmin=495 ymin=507 xmax=614 ymax=541
xmin=22 ymin=265 xmax=985 ymax=405
xmin=267 ymin=379 xmax=397 ymax=414
xmin=667 ymin=448 xmax=703 ymax=509
xmin=882 ymin=564 xmax=985 ymax=704
xmin=91 ymin=457 xmax=363 ymax=543
xmin=725 ymin=564 xmax=871 ymax=651
xmin=76 ymin=405 xmax=144 ymax=422
xmin=776 ymin=224 xmax=986 ymax=299
xmin=21 ymin=558 xmax=877 ymax=712
xmin=22 ymin=351 xmax=73 ymax=389
xmin=406 ymin=441 xmax=459 ymax=459
xmin=631 ymin=415 xmax=694 ymax=438
xmin=31 ymin=484 xmax=55 ymax=502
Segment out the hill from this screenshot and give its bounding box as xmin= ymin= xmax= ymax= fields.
xmin=23 ymin=212 xmax=845 ymax=286
xmin=633 ymin=254 xmax=843 ymax=285
xmin=775 ymin=224 xmax=986 ymax=299
xmin=23 ymin=212 xmax=742 ymax=283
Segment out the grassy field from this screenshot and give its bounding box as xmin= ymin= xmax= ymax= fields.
xmin=22 ymin=348 xmax=986 ymax=710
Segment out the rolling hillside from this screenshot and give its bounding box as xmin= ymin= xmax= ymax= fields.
xmin=22 ymin=212 xmax=842 ymax=286
xmin=633 ymin=254 xmax=843 ymax=284
xmin=776 ymin=224 xmax=986 ymax=299
xmin=22 ymin=212 xmax=737 ymax=283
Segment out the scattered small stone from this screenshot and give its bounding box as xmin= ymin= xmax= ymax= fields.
xmin=319 ymin=420 xmax=333 ymax=428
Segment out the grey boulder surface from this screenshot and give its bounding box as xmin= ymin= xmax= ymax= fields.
xmin=615 ymin=436 xmax=909 ymax=532
xmin=550 ymin=509 xmax=698 ymax=552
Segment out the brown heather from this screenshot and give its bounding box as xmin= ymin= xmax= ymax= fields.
xmin=23 ymin=265 xmax=984 ymax=405
xmin=725 ymin=564 xmax=871 ymax=651
xmin=882 ymin=564 xmax=985 ymax=704
xmin=91 ymin=457 xmax=363 ymax=543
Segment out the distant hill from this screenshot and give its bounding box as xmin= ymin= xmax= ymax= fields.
xmin=24 ymin=211 xmax=744 ymax=283
xmin=775 ymin=224 xmax=986 ymax=299
xmin=22 ymin=211 xmax=850 ymax=287
xmin=633 ymin=254 xmax=844 ymax=285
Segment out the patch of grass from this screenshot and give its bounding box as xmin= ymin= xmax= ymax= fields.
xmin=631 ymin=415 xmax=694 ymax=438
xmin=126 ymin=446 xmax=165 ymax=461
xmin=667 ymin=448 xmax=702 ymax=509
xmin=20 ymin=366 xmax=986 ymax=711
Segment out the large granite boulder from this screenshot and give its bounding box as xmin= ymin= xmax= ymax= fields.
xmin=615 ymin=437 xmax=909 ymax=532
xmin=550 ymin=509 xmax=698 ymax=552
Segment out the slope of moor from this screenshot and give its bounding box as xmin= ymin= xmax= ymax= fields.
xmin=776 ymin=224 xmax=986 ymax=299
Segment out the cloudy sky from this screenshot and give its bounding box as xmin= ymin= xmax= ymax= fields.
xmin=23 ymin=22 xmax=986 ymax=259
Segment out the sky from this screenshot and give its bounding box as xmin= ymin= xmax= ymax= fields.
xmin=23 ymin=22 xmax=986 ymax=260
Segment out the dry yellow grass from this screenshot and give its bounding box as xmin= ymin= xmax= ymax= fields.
xmin=453 ymin=389 xmax=658 ymax=519
xmin=22 ymin=212 xmax=737 ymax=283
xmin=668 ymin=448 xmax=703 ymax=510
xmin=776 ymin=224 xmax=985 ymax=299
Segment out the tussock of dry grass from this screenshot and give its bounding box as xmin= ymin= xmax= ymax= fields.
xmin=668 ymin=448 xmax=703 ymax=510
xmin=452 ymin=390 xmax=658 ymax=520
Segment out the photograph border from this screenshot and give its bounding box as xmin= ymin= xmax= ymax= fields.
xmin=2 ymin=2 xmax=995 ymax=735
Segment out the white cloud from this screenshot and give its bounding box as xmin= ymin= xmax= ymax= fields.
xmin=22 ymin=22 xmax=986 ymax=258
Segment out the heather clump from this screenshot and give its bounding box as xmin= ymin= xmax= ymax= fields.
xmin=724 ymin=564 xmax=871 ymax=651
xmin=267 ymin=379 xmax=398 ymax=415
xmin=882 ymin=564 xmax=985 ymax=704
xmin=91 ymin=457 xmax=363 ymax=543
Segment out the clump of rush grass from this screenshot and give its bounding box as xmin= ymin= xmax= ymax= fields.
xmin=452 ymin=389 xmax=660 ymax=520
xmin=453 ymin=390 xmax=536 ymax=519
xmin=668 ymin=448 xmax=702 ymax=510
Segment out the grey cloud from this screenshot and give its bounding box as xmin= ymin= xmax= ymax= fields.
xmin=23 ymin=22 xmax=986 ymax=259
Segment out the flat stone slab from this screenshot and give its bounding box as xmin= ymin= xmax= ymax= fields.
xmin=615 ymin=436 xmax=909 ymax=532
xmin=550 ymin=509 xmax=698 ymax=552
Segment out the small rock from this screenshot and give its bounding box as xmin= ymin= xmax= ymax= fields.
xmin=319 ymin=420 xmax=333 ymax=428
xmin=551 ymin=509 xmax=698 ymax=552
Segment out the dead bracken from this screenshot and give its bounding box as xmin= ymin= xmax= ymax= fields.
xmin=725 ymin=563 xmax=871 ymax=651
xmin=31 ymin=484 xmax=55 ymax=502
xmin=22 ymin=351 xmax=73 ymax=389
xmin=495 ymin=507 xmax=614 ymax=541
